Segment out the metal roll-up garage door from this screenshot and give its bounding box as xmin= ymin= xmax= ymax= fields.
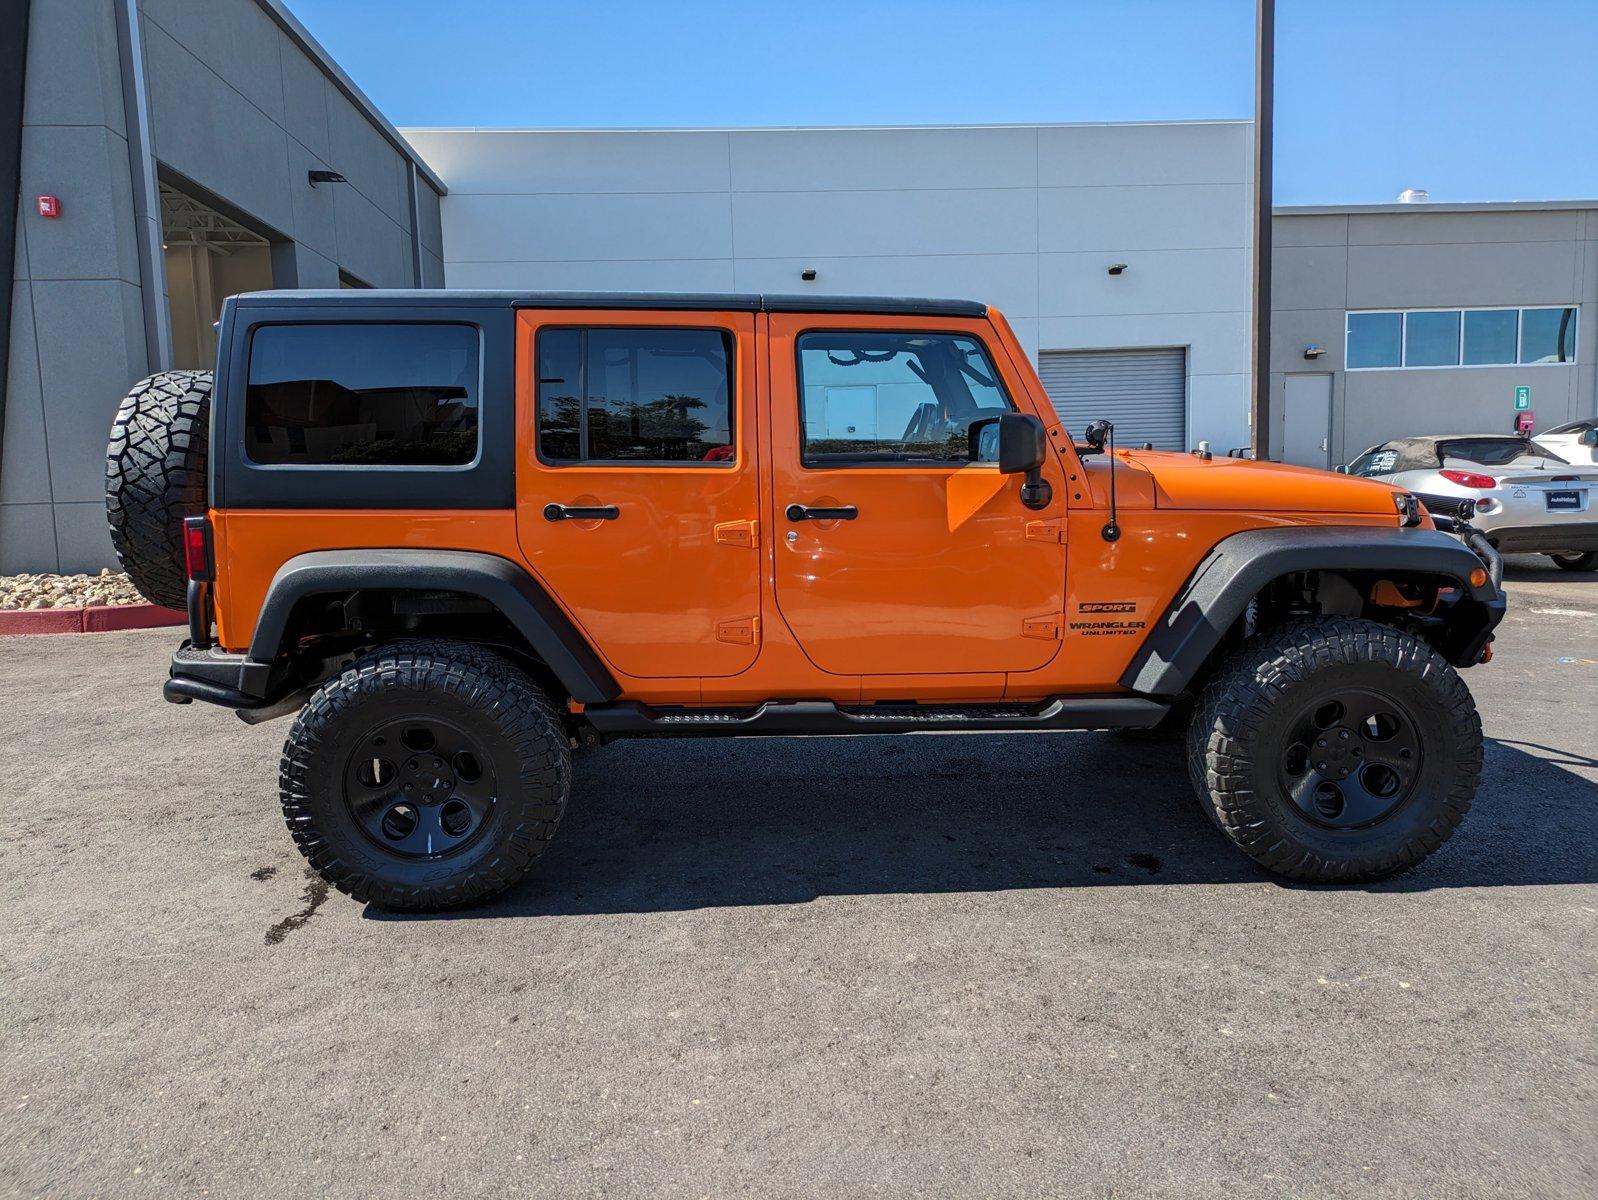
xmin=1037 ymin=348 xmax=1188 ymax=450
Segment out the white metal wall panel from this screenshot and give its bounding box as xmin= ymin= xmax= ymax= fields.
xmin=1037 ymin=348 xmax=1188 ymax=449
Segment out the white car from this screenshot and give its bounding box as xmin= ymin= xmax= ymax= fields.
xmin=1537 ymin=418 xmax=1598 ymax=466
xmin=1344 ymin=433 xmax=1598 ymax=571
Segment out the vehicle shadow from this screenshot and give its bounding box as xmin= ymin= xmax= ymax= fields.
xmin=366 ymin=729 xmax=1598 ymax=921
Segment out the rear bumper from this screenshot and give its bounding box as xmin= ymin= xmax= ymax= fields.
xmin=1479 ymin=521 xmax=1598 ymax=554
xmin=164 ymin=642 xmax=275 ymax=707
xmin=165 ymin=641 xmax=315 ymax=722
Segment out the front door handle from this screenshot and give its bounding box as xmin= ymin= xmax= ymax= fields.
xmin=544 ymin=503 xmax=619 ymax=521
xmin=786 ymin=503 xmax=858 ymax=522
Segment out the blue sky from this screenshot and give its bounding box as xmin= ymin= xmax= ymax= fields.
xmin=289 ymin=0 xmax=1598 ymax=205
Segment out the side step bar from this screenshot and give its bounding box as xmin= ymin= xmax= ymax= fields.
xmin=583 ymin=696 xmax=1169 ymax=738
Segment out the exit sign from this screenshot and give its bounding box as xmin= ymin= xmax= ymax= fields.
xmin=1515 ymin=386 xmax=1531 ymax=410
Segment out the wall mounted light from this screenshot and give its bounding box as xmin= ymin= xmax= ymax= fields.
xmin=1106 ymin=263 xmax=1128 ymax=276
xmin=307 ymin=170 xmax=348 ymax=188
xmin=800 ymin=268 xmax=817 ymax=281
xmin=1303 ymin=344 xmax=1325 ymax=359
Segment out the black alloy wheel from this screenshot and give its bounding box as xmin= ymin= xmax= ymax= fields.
xmin=345 ymin=716 xmax=497 ymax=860
xmin=1276 ymin=689 xmax=1422 ymax=830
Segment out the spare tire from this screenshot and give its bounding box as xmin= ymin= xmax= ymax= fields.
xmin=105 ymin=370 xmax=212 ymax=610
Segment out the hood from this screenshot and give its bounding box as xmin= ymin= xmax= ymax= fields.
xmin=1124 ymin=449 xmax=1404 ymax=514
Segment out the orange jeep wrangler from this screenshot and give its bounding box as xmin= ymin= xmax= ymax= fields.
xmin=106 ymin=291 xmax=1504 ymax=910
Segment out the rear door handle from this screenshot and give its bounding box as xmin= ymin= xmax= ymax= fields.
xmin=544 ymin=503 xmax=619 ymax=521
xmin=786 ymin=503 xmax=858 ymax=522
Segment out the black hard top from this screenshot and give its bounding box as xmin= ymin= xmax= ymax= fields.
xmin=230 ymin=289 xmax=988 ymax=318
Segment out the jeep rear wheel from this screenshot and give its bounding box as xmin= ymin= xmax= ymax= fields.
xmin=280 ymin=641 xmax=571 ymax=911
xmin=1188 ymin=617 xmax=1481 ymax=882
xmin=104 ymin=370 xmax=212 ymax=610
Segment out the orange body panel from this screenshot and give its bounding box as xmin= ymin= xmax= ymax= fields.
xmin=764 ymin=312 xmax=1069 ymax=677
xmin=513 ymin=309 xmax=763 ymax=679
xmin=215 ymin=302 xmax=1409 ymax=708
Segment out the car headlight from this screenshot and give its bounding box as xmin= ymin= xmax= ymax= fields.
xmin=1393 ymin=492 xmax=1422 ymax=527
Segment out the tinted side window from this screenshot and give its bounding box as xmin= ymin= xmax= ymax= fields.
xmin=536 ymin=327 xmax=735 ymax=464
xmin=796 ymin=332 xmax=1014 ymax=465
xmin=246 ymin=323 xmax=479 ymax=466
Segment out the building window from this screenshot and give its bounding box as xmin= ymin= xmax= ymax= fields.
xmin=1346 ymin=307 xmax=1579 ymax=370
xmin=1462 ymin=309 xmax=1518 ymax=365
xmin=1404 ymin=310 xmax=1460 ymax=367
xmin=536 ymin=327 xmax=735 ymax=464
xmin=795 ymin=331 xmax=1014 ymax=466
xmin=245 ymin=323 xmax=479 ymax=466
xmin=1520 ymin=307 xmax=1578 ymax=364
xmin=1346 ymin=312 xmax=1403 ymax=369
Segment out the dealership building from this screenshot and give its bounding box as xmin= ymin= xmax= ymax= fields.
xmin=3 ymin=0 xmax=1596 ymax=574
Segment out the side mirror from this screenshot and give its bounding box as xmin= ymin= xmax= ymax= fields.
xmin=968 ymin=412 xmax=1046 ymax=474
xmin=968 ymin=413 xmax=1051 ymax=510
xmin=1583 ymin=428 xmax=1598 ymax=447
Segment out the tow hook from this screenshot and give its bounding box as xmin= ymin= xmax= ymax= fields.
xmin=1479 ymin=641 xmax=1494 ymax=665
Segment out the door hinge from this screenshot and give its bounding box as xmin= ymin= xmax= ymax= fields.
xmin=716 ymin=616 xmax=760 ymax=646
xmin=1022 ymin=614 xmax=1063 ymax=640
xmin=1025 ymin=519 xmax=1066 ymax=544
xmin=714 ymin=519 xmax=760 ymax=548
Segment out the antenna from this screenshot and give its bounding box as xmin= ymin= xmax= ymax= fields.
xmin=1084 ymin=420 xmax=1121 ymax=542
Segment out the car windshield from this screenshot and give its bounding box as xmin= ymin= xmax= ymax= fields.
xmin=1437 ymin=437 xmax=1562 ymax=466
xmin=1347 ymin=446 xmax=1401 ymax=477
xmin=1545 ymin=419 xmax=1595 ymax=436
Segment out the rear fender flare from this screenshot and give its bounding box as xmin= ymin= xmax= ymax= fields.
xmin=248 ymin=549 xmax=620 ymax=705
xmin=1120 ymin=526 xmax=1505 ymax=697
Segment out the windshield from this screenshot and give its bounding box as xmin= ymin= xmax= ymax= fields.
xmin=1347 ymin=446 xmax=1400 ymax=477
xmin=1437 ymin=437 xmax=1563 ymax=466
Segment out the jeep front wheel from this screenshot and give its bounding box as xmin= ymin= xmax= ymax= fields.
xmin=1188 ymin=617 xmax=1481 ymax=882
xmin=279 ymin=641 xmax=571 ymax=911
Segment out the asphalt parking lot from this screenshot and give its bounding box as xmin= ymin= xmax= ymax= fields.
xmin=3 ymin=558 xmax=1595 ymax=1199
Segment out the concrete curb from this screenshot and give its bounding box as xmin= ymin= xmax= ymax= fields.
xmin=0 ymin=603 xmax=186 ymax=636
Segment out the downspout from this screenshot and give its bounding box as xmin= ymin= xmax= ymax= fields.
xmin=114 ymin=0 xmax=172 ymax=373
xmin=0 ymin=0 xmax=31 ymax=473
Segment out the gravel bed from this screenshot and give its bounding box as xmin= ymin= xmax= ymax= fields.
xmin=0 ymin=569 xmax=149 ymax=611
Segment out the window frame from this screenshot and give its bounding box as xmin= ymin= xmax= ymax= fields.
xmin=793 ymin=327 xmax=1018 ymax=470
xmin=241 ymin=319 xmax=485 ymax=473
xmin=1345 ymin=305 xmax=1579 ymax=371
xmin=532 ymin=323 xmax=739 ymax=469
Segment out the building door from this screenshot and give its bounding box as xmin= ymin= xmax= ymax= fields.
xmin=515 ymin=309 xmax=763 ymax=679
xmin=766 ymin=314 xmax=1068 ymax=677
xmin=1283 ymin=373 xmax=1334 ymax=468
xmin=1037 ymin=348 xmax=1187 ymax=449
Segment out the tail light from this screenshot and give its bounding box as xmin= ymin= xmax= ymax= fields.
xmin=182 ymin=516 xmax=213 ymax=581
xmin=1440 ymin=469 xmax=1496 ymax=489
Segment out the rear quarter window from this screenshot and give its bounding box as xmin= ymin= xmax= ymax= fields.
xmin=245 ymin=323 xmax=480 ymax=467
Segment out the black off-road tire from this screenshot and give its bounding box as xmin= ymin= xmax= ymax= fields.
xmin=279 ymin=640 xmax=571 ymax=911
xmin=104 ymin=370 xmax=212 ymax=610
xmin=1188 ymin=616 xmax=1481 ymax=882
xmin=1548 ymin=551 xmax=1597 ymax=572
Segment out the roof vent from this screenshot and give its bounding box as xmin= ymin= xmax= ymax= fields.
xmin=1397 ymin=187 xmax=1430 ymax=203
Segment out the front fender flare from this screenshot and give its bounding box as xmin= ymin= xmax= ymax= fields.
xmin=1120 ymin=525 xmax=1505 ymax=698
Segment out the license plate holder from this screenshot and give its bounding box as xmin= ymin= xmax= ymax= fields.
xmin=1545 ymin=489 xmax=1582 ymax=511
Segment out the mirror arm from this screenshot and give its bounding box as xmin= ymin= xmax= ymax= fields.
xmin=1020 ymin=466 xmax=1051 ymax=511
